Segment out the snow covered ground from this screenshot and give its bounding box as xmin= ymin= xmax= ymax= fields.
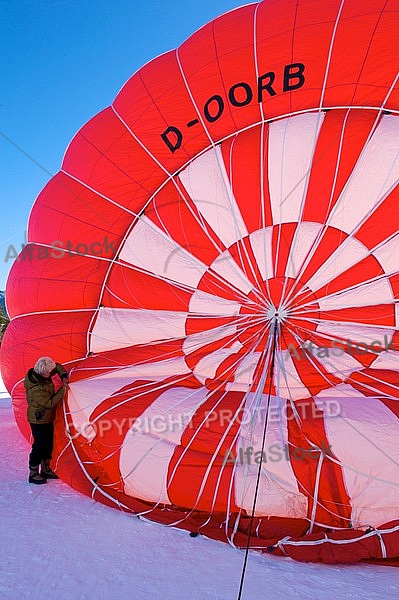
xmin=1 ymin=378 xmax=399 ymax=600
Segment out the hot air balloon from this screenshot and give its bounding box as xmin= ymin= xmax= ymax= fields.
xmin=2 ymin=0 xmax=399 ymax=564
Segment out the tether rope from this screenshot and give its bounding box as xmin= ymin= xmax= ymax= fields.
xmin=236 ymin=322 xmax=278 ymax=600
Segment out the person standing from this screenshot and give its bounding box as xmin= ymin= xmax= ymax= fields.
xmin=25 ymin=356 xmax=69 ymax=484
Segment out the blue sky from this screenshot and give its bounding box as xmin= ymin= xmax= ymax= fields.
xmin=1 ymin=0 xmax=249 ymax=290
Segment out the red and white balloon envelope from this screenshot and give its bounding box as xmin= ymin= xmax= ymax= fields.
xmin=3 ymin=0 xmax=399 ymax=564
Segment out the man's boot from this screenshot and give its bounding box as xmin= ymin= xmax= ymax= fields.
xmin=28 ymin=465 xmax=47 ymax=485
xmin=40 ymin=459 xmax=59 ymax=480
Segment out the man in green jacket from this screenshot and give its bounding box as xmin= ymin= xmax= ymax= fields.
xmin=25 ymin=356 xmax=69 ymax=484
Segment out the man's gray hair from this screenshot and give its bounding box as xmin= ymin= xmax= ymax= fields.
xmin=34 ymin=356 xmax=56 ymax=376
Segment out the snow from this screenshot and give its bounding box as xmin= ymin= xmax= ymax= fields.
xmin=1 ymin=379 xmax=399 ymax=600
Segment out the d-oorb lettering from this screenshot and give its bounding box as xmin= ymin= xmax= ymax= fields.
xmin=161 ymin=62 xmax=306 ymax=153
